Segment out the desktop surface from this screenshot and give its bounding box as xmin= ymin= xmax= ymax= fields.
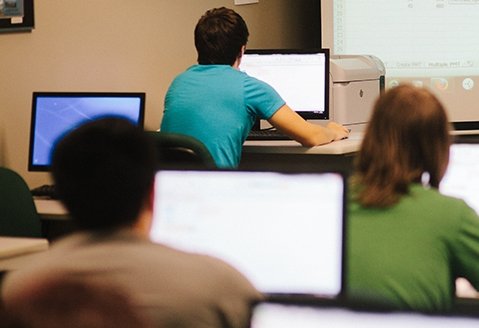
xmin=0 ymin=237 xmax=48 ymax=259
xmin=243 ymin=131 xmax=363 ymax=155
xmin=34 ymin=199 xmax=68 ymax=218
xmin=0 ymin=237 xmax=49 ymax=271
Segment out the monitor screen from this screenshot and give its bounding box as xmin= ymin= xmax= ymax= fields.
xmin=28 ymin=92 xmax=145 ymax=172
xmin=322 ymin=1 xmax=479 ymax=127
xmin=240 ymin=49 xmax=329 ymax=120
xmin=150 ymin=169 xmax=345 ymax=298
xmin=250 ymin=302 xmax=479 ymax=328
xmin=440 ymin=143 xmax=479 ymax=214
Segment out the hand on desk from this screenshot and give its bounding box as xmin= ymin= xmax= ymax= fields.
xmin=327 ymin=122 xmax=350 ymax=141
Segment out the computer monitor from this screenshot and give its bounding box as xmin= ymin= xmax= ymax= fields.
xmin=28 ymin=92 xmax=145 ymax=172
xmin=440 ymin=142 xmax=479 ymax=214
xmin=239 ymin=49 xmax=329 ymax=121
xmin=249 ymin=301 xmax=479 ymax=328
xmin=150 ymin=169 xmax=345 ymax=298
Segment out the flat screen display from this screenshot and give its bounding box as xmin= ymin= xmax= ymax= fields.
xmin=240 ymin=49 xmax=329 ymax=120
xmin=440 ymin=143 xmax=479 ymax=213
xmin=250 ymin=302 xmax=479 ymax=328
xmin=28 ymin=92 xmax=145 ymax=171
xmin=150 ymin=169 xmax=345 ymax=298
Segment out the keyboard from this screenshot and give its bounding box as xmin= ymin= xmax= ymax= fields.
xmin=247 ymin=129 xmax=292 ymax=141
xmin=31 ymin=184 xmax=59 ymax=199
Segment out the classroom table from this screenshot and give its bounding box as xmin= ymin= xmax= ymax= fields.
xmin=34 ymin=199 xmax=74 ymax=241
xmin=241 ymin=132 xmax=363 ymax=172
xmin=0 ymin=236 xmax=49 ymax=271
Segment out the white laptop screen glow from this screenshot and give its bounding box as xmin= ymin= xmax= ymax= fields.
xmin=440 ymin=143 xmax=479 ymax=214
xmin=240 ymin=50 xmax=328 ymax=118
xmin=150 ymin=170 xmax=345 ymax=297
xmin=250 ymin=302 xmax=479 ymax=328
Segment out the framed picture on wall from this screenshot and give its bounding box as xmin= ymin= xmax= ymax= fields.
xmin=0 ymin=0 xmax=34 ymax=32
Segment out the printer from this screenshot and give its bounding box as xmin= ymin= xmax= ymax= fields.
xmin=329 ymin=55 xmax=385 ymax=131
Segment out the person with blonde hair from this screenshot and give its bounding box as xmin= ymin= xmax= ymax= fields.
xmin=347 ymin=84 xmax=479 ymax=311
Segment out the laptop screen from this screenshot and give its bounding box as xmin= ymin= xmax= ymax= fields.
xmin=150 ymin=170 xmax=345 ymax=298
xmin=240 ymin=49 xmax=329 ymax=120
xmin=249 ymin=302 xmax=479 ymax=328
xmin=28 ymin=92 xmax=145 ymax=172
xmin=440 ymin=143 xmax=479 ymax=214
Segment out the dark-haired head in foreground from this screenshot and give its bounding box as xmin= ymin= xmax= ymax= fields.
xmin=51 ymin=117 xmax=157 ymax=231
xmin=3 ymin=117 xmax=261 ymax=328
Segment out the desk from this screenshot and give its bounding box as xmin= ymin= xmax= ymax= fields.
xmin=34 ymin=199 xmax=74 ymax=241
xmin=241 ymin=132 xmax=363 ymax=172
xmin=0 ymin=237 xmax=48 ymax=271
xmin=243 ymin=132 xmax=363 ymax=155
xmin=34 ymin=199 xmax=68 ymax=219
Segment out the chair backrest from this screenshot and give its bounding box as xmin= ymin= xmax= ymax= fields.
xmin=146 ymin=131 xmax=216 ymax=169
xmin=0 ymin=167 xmax=42 ymax=237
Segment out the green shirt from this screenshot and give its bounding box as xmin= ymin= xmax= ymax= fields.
xmin=347 ymin=184 xmax=479 ymax=312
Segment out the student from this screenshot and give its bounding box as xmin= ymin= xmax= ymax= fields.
xmin=1 ymin=117 xmax=261 ymax=328
xmin=160 ymin=7 xmax=349 ymax=168
xmin=347 ymin=84 xmax=479 ymax=312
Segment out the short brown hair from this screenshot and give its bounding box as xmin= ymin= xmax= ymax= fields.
xmin=194 ymin=7 xmax=249 ymax=65
xmin=353 ymin=84 xmax=451 ymax=207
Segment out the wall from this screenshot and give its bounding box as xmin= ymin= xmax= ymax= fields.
xmin=0 ymin=0 xmax=320 ymax=187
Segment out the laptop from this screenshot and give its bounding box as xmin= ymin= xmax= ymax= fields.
xmin=440 ymin=142 xmax=479 ymax=214
xmin=249 ymin=301 xmax=479 ymax=328
xmin=240 ymin=49 xmax=329 ymax=140
xmin=150 ymin=169 xmax=346 ymax=298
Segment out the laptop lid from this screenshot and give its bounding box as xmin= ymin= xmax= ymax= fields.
xmin=440 ymin=143 xmax=479 ymax=214
xmin=240 ymin=49 xmax=329 ymax=121
xmin=150 ymin=169 xmax=346 ymax=298
xmin=249 ymin=301 xmax=479 ymax=328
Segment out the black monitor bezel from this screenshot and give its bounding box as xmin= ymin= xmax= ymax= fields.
xmin=242 ymin=48 xmax=330 ymax=121
xmin=28 ymin=91 xmax=146 ymax=172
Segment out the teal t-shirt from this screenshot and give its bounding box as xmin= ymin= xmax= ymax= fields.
xmin=347 ymin=184 xmax=479 ymax=312
xmin=161 ymin=65 xmax=285 ymax=168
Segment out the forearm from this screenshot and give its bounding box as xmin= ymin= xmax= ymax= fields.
xmin=268 ymin=105 xmax=348 ymax=146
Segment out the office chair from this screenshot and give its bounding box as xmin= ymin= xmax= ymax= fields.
xmin=0 ymin=167 xmax=42 ymax=237
xmin=146 ymin=131 xmax=216 ymax=169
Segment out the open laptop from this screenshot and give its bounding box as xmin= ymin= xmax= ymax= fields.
xmin=240 ymin=49 xmax=329 ymax=140
xmin=150 ymin=169 xmax=346 ymax=298
xmin=249 ymin=301 xmax=479 ymax=328
xmin=440 ymin=142 xmax=479 ymax=214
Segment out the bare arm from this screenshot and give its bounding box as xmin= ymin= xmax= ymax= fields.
xmin=267 ymin=105 xmax=350 ymax=147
